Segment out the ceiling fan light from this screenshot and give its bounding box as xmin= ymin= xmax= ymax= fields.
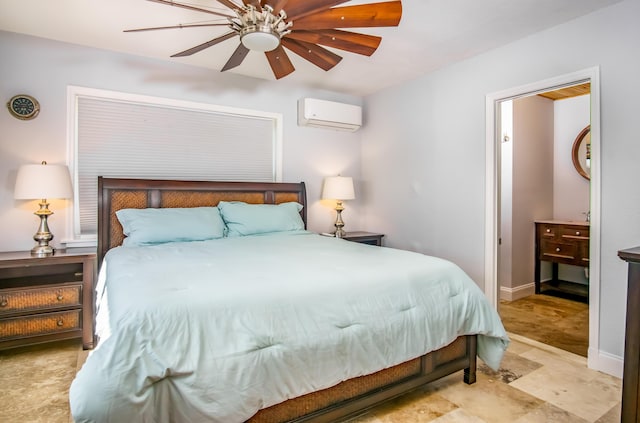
xmin=241 ymin=29 xmax=280 ymax=52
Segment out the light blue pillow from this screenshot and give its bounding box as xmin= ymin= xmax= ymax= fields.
xmin=116 ymin=207 xmax=226 ymax=246
xmin=217 ymin=201 xmax=304 ymax=237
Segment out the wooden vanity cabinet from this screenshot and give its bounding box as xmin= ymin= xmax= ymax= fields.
xmin=534 ymin=221 xmax=589 ymax=298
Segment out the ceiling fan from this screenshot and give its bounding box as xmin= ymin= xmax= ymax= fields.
xmin=125 ymin=0 xmax=402 ymax=79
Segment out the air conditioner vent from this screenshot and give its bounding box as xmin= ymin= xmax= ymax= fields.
xmin=298 ymin=98 xmax=362 ymax=132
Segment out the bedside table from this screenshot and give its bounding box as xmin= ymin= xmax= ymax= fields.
xmin=0 ymin=249 xmax=96 ymax=350
xmin=342 ymin=231 xmax=385 ymax=246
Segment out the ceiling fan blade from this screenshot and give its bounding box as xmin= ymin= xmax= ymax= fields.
xmin=170 ymin=31 xmax=237 ymax=57
xmin=265 ymin=45 xmax=295 ymax=79
xmin=124 ymin=23 xmax=229 ymax=33
xmin=292 ymin=1 xmax=402 ymax=31
xmin=147 ymin=0 xmax=235 ymax=18
xmin=243 ymin=0 xmax=262 ymax=11
xmin=285 ymin=0 xmax=350 ymax=21
xmin=261 ymin=0 xmax=288 ymax=15
xmin=216 ymin=0 xmax=242 ymax=10
xmin=281 ymin=38 xmax=342 ymax=71
xmin=285 ymin=29 xmax=381 ymax=56
xmin=221 ymin=43 xmax=251 ymax=71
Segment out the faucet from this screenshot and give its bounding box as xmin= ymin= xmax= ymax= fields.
xmin=582 ymin=211 xmax=590 ymax=222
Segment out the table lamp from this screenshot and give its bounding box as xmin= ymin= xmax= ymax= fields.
xmin=14 ymin=161 xmax=73 ymax=257
xmin=322 ymin=176 xmax=355 ymax=238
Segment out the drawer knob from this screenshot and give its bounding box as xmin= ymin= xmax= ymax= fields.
xmin=57 ymin=319 xmax=64 ymax=327
xmin=546 ymin=229 xmax=551 ymax=233
xmin=576 ymin=231 xmax=581 ymax=235
xmin=556 ymin=247 xmax=561 ymax=252
xmin=0 ymin=299 xmax=7 ymax=308
xmin=57 ymin=294 xmax=64 ymax=301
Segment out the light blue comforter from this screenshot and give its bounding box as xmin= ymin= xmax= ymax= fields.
xmin=70 ymin=232 xmax=508 ymax=422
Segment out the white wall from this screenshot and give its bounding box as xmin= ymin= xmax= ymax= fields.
xmin=362 ymin=0 xmax=640 ymax=367
xmin=554 ymin=94 xmax=591 ymax=220
xmin=555 ymin=94 xmax=591 ymax=285
xmin=0 ymin=31 xmax=364 ymax=252
xmin=512 ymin=96 xmax=555 ymax=291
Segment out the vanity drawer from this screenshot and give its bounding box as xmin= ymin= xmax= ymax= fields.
xmin=538 ymin=224 xmax=559 ymax=239
xmin=540 ymin=240 xmax=578 ymax=263
xmin=560 ymin=226 xmax=590 ymax=240
xmin=0 ymin=309 xmax=81 ymax=341
xmin=0 ymin=284 xmax=81 ymax=316
xmin=578 ymin=240 xmax=590 ymax=264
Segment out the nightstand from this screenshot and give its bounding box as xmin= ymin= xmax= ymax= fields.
xmin=0 ymin=249 xmax=96 ymax=350
xmin=342 ymin=231 xmax=384 ymax=246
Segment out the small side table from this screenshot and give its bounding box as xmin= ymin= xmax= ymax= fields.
xmin=342 ymin=231 xmax=384 ymax=246
xmin=0 ymin=249 xmax=96 ymax=350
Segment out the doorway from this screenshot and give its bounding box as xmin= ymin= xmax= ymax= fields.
xmin=498 ymin=90 xmax=590 ymax=356
xmin=484 ymin=67 xmax=603 ymax=372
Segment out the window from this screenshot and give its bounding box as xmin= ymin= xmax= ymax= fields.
xmin=66 ymin=86 xmax=282 ymax=246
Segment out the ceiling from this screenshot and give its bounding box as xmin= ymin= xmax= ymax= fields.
xmin=538 ymin=83 xmax=591 ymax=101
xmin=0 ymin=0 xmax=622 ymax=96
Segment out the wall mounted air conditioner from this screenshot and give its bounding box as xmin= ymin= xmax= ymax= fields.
xmin=298 ymin=98 xmax=362 ymax=132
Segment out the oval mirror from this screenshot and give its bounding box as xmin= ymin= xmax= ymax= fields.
xmin=572 ymin=125 xmax=591 ymax=180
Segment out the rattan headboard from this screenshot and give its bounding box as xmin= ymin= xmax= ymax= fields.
xmin=97 ymin=177 xmax=307 ymax=265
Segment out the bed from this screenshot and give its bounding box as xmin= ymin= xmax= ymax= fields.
xmin=70 ymin=177 xmax=508 ymax=423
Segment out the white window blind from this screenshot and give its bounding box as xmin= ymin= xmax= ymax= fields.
xmin=68 ymin=87 xmax=282 ymax=242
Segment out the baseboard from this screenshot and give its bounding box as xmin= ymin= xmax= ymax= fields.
xmin=588 ymin=347 xmax=623 ymax=378
xmin=500 ymin=282 xmax=535 ymax=301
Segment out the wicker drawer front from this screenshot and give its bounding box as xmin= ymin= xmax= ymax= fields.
xmin=0 ymin=284 xmax=81 ymax=315
xmin=0 ymin=310 xmax=81 ymax=340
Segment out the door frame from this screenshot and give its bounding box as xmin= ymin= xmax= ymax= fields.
xmin=484 ymin=67 xmax=606 ymax=373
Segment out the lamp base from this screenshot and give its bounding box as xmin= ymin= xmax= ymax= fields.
xmin=31 ymin=244 xmax=55 ymax=257
xmin=334 ymin=228 xmax=346 ymax=239
xmin=31 ymin=200 xmax=55 ymax=257
xmin=334 ymin=202 xmax=346 ymax=238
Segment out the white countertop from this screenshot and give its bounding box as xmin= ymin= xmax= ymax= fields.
xmin=535 ymin=220 xmax=590 ymax=226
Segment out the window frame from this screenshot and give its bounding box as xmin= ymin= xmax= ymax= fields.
xmin=64 ymin=85 xmax=283 ymax=247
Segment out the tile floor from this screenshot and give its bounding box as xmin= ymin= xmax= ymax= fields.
xmin=349 ymin=333 xmax=620 ymax=422
xmin=0 ymin=333 xmax=621 ymax=423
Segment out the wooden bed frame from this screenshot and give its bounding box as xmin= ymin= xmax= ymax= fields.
xmin=97 ymin=176 xmax=477 ymax=423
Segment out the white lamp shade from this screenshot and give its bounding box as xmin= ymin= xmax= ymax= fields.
xmin=322 ymin=176 xmax=355 ymax=201
xmin=14 ymin=163 xmax=73 ymax=200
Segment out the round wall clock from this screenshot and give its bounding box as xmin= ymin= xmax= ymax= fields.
xmin=7 ymin=94 xmax=40 ymax=120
